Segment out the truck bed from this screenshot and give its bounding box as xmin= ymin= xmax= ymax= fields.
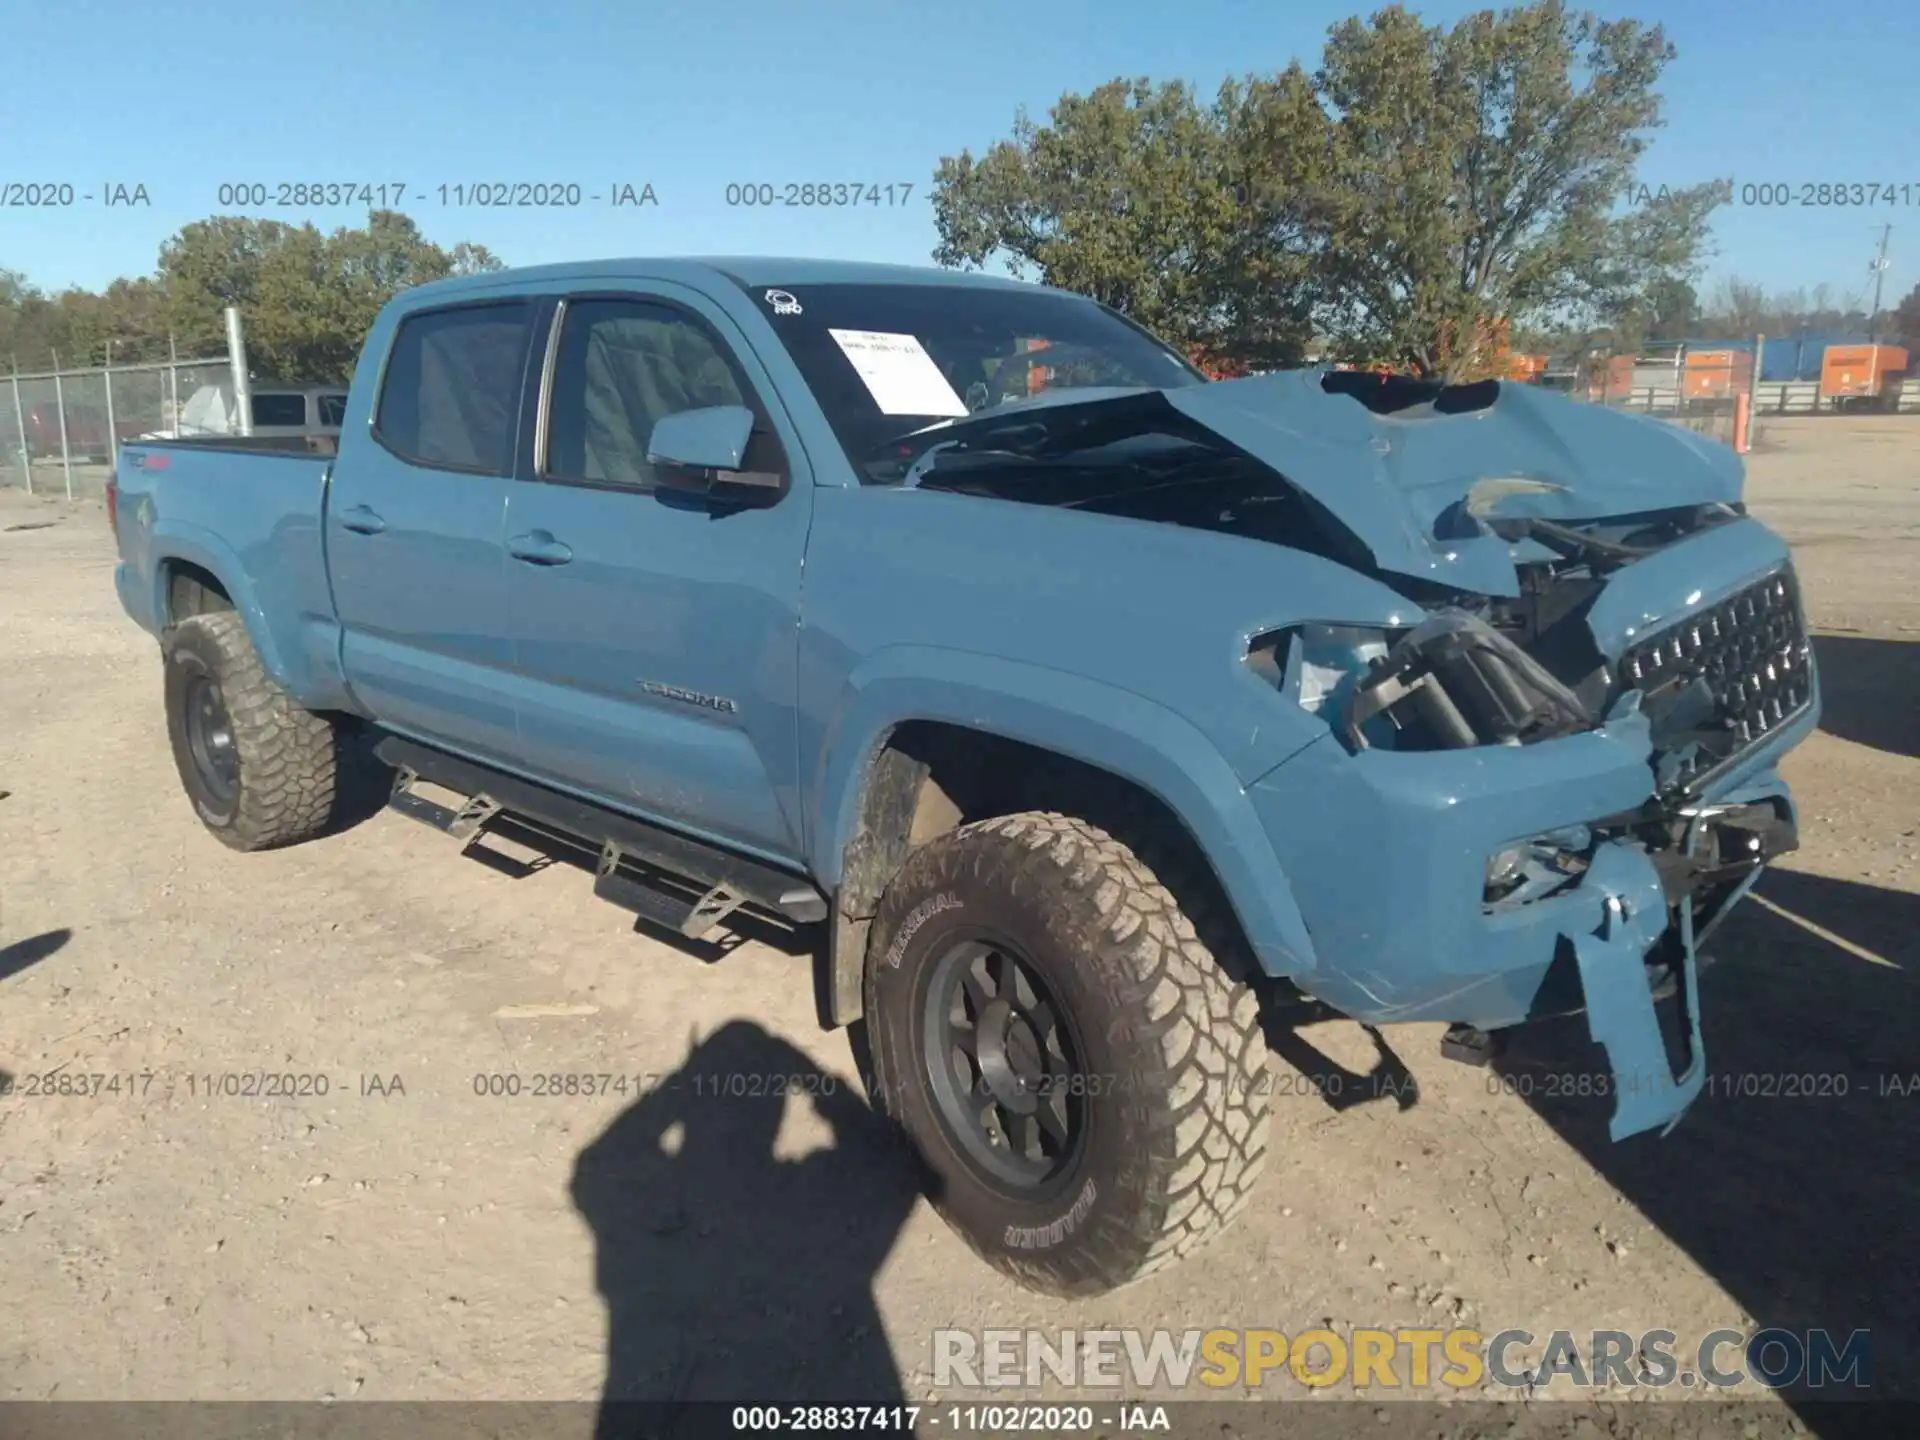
xmin=136 ymin=434 xmax=340 ymax=456
xmin=111 ymin=440 xmax=351 ymax=712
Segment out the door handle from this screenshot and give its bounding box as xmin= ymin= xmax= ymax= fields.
xmin=508 ymin=530 xmax=573 ymax=566
xmin=339 ymin=504 xmax=386 ymax=535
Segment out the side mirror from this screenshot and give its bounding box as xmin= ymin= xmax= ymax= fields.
xmin=646 ymin=405 xmax=785 ymax=494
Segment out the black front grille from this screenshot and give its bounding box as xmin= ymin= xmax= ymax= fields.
xmin=1619 ymin=566 xmax=1813 ymax=788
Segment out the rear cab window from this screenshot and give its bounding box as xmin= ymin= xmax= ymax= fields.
xmin=374 ymin=301 xmax=537 ymax=475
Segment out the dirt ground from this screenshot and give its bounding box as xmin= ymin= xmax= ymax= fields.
xmin=1 ymin=415 xmax=1915 ymax=1437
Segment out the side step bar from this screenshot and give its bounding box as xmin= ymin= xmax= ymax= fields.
xmin=375 ymin=735 xmax=828 ymax=938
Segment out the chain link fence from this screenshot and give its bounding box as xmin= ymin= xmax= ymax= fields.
xmin=0 ymin=345 xmax=237 ymax=498
xmin=1551 ymin=336 xmax=1920 ymax=445
xmin=1557 ymin=343 xmax=1755 ymax=448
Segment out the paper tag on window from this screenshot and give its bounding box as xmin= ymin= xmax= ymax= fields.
xmin=827 ymin=330 xmax=969 ymax=416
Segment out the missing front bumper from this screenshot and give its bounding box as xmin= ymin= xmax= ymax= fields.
xmin=1568 ymin=842 xmax=1706 ymax=1140
xmin=1563 ymin=799 xmax=1795 ymax=1140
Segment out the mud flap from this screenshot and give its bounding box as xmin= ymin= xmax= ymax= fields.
xmin=1567 ymin=843 xmax=1706 ymax=1141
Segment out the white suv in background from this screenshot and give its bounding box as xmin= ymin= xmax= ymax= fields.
xmin=168 ymin=384 xmax=349 ymax=440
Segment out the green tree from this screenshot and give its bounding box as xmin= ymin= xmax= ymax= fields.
xmin=1686 ymin=276 xmax=1871 ymax=342
xmin=931 ymin=79 xmax=1299 ymax=366
xmin=1601 ymin=272 xmax=1695 ymax=349
xmin=0 ymin=269 xmax=49 ymax=365
xmin=1280 ymin=1 xmax=1720 ymax=375
xmin=1892 ymin=282 xmax=1920 ymax=350
xmin=0 ymin=271 xmax=169 ymax=370
xmin=156 ymin=210 xmax=504 ymax=382
xmin=155 ymin=215 xmax=295 ymax=357
xmin=931 ymin=0 xmax=1720 ymax=380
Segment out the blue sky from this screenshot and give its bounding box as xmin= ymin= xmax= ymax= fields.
xmin=1 ymin=0 xmax=1913 ymax=311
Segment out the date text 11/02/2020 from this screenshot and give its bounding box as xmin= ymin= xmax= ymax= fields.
xmin=469 ymin=1070 xmax=842 ymax=1099
xmin=2 ymin=1071 xmax=857 ymax=1101
xmin=1 ymin=1070 xmax=405 ymax=1099
xmin=729 ymin=1406 xmax=1173 ymax=1433
xmin=209 ymin=182 xmax=659 ymax=209
xmin=1489 ymin=1069 xmax=1919 ymax=1099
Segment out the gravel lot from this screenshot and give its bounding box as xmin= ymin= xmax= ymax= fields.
xmin=1 ymin=415 xmax=1915 ymax=1437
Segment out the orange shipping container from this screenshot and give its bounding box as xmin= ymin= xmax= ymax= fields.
xmin=1586 ymin=354 xmax=1636 ymax=400
xmin=1820 ymin=344 xmax=1908 ymax=398
xmin=1024 ymin=337 xmax=1052 ymax=395
xmin=1506 ymin=353 xmax=1548 ymax=383
xmin=1683 ymin=349 xmax=1754 ymax=400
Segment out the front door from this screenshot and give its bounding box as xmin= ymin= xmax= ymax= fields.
xmin=328 ymin=298 xmax=537 ymax=762
xmin=501 ymin=290 xmax=813 ymax=862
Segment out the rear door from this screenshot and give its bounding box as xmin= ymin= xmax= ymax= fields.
xmin=328 ymin=297 xmax=540 ymax=761
xmin=500 ymin=287 xmax=814 ymax=861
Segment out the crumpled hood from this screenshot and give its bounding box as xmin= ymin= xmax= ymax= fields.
xmin=1163 ymin=371 xmax=1745 ymax=597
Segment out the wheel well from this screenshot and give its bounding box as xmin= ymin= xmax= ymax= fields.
xmin=819 ymin=720 xmax=1256 ymax=1028
xmin=164 ymin=563 xmax=235 ymax=626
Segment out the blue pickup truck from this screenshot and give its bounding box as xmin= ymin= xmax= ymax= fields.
xmin=109 ymin=257 xmax=1817 ymax=1296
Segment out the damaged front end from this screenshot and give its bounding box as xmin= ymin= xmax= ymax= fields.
xmin=884 ymin=369 xmax=1821 ymax=1140
xmin=1335 ymin=529 xmax=1814 ymax=788
xmin=1254 ymin=520 xmax=1816 ymax=1139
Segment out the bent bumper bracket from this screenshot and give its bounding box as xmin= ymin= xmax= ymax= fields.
xmin=1567 ymin=842 xmax=1706 ymax=1140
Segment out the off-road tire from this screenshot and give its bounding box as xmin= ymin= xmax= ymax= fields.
xmin=163 ymin=612 xmax=344 ymax=851
xmin=863 ymin=810 xmax=1271 ymax=1296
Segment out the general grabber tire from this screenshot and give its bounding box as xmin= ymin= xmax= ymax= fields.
xmin=162 ymin=611 xmax=344 ymax=852
xmin=863 ymin=811 xmax=1271 ymax=1296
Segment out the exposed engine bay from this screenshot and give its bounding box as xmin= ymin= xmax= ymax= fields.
xmin=1328 ymin=528 xmax=1815 ymax=795
xmin=891 ymin=374 xmax=1814 ymax=810
xmin=891 ymin=373 xmax=1816 ymax=970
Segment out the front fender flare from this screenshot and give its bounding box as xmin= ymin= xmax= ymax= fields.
xmin=808 ymin=646 xmax=1321 ymax=980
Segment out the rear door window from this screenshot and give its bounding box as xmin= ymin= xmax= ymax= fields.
xmin=375 ymin=301 xmax=535 ymax=475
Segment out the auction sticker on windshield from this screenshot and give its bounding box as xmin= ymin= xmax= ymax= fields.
xmin=828 ymin=329 xmax=970 ymax=417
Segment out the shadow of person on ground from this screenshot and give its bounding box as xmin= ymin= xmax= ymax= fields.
xmin=1259 ymin=989 xmax=1422 ymax=1115
xmin=571 ymin=1019 xmax=925 ymax=1438
xmin=0 ymin=927 xmax=71 ymax=982
xmin=1495 ymin=867 xmax=1919 ymax=1420
xmin=1811 ymin=634 xmax=1920 ymax=761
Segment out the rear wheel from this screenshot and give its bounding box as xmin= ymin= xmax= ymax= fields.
xmin=163 ymin=612 xmax=347 ymax=851
xmin=864 ymin=810 xmax=1271 ymax=1296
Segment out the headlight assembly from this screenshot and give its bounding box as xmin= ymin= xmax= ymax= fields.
xmin=1247 ymin=623 xmax=1398 ymax=746
xmin=1344 ymin=611 xmax=1602 ymax=752
xmin=1249 ymin=611 xmax=1606 ymax=754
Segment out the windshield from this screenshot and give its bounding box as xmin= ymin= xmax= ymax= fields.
xmin=732 ymin=280 xmax=1206 ymax=480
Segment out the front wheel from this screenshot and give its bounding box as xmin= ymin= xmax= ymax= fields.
xmin=863 ymin=811 xmax=1272 ymax=1296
